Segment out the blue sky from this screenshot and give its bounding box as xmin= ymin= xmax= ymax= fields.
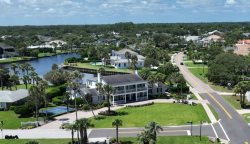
xmin=0 ymin=0 xmax=250 ymax=26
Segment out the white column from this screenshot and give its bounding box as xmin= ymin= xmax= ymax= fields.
xmin=136 ymin=84 xmax=138 ymax=101
xmin=112 ymin=96 xmax=114 ymax=105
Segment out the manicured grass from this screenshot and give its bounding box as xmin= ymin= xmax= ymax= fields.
xmin=0 ymin=139 xmax=71 ymax=144
xmin=0 ymin=84 xmax=32 ymax=91
xmin=242 ymin=113 xmax=250 ymax=123
xmin=0 ymin=57 xmax=33 ymax=63
xmin=74 ymin=62 xmax=133 ymax=73
xmin=0 ymin=111 xmax=40 ymax=129
xmin=184 ymin=61 xmax=207 ymax=68
xmin=207 ymin=104 xmax=219 ymax=120
xmin=119 ymin=136 xmax=217 ymax=144
xmin=221 ymin=95 xmax=242 ymax=110
xmin=91 ymin=103 xmax=210 ymax=128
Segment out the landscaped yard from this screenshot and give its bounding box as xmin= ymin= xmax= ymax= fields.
xmin=221 ymin=95 xmax=242 ymax=110
xmin=0 ymin=84 xmax=32 ymax=91
xmin=0 ymin=139 xmax=71 ymax=144
xmin=73 ymin=62 xmax=133 ymax=73
xmin=119 ymin=136 xmax=218 ymax=144
xmin=0 ymin=111 xmax=40 ymax=129
xmin=91 ymin=103 xmax=210 ymax=128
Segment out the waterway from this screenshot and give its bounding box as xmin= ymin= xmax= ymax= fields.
xmin=1 ymin=53 xmax=94 ymax=83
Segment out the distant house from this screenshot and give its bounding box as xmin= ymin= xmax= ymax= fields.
xmin=234 ymin=39 xmax=250 ymax=56
xmin=0 ymin=89 xmax=29 ymax=109
xmin=27 ymin=40 xmax=66 ymax=50
xmin=47 ymin=40 xmax=67 ymax=47
xmin=201 ymin=35 xmax=224 ymax=47
xmin=36 ymin=35 xmax=53 ymax=42
xmin=0 ymin=43 xmax=16 ymax=58
xmin=207 ymin=30 xmax=223 ymax=36
xmin=110 ymin=48 xmax=145 ymax=69
xmin=184 ymin=35 xmax=200 ymax=44
xmin=27 ymin=44 xmax=54 ymax=49
xmin=243 ymin=33 xmax=250 ymax=37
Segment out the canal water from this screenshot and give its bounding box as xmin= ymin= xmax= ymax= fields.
xmin=1 ymin=53 xmax=94 ymax=83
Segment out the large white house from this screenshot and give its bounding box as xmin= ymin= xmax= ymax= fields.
xmin=84 ymin=73 xmax=148 ymax=105
xmin=109 ymin=48 xmax=145 ymax=69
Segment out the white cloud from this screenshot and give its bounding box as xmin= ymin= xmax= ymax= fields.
xmin=225 ymin=0 xmax=237 ymax=6
xmin=0 ymin=0 xmax=12 ymax=4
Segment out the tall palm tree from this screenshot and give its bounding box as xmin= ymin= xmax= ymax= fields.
xmin=76 ymin=118 xmax=93 ymax=144
xmin=131 ymin=55 xmax=138 ymax=72
xmin=22 ymin=75 xmax=30 ymax=89
xmin=234 ymin=81 xmax=250 ymax=107
xmin=64 ymin=123 xmax=78 ymax=144
xmin=125 ymin=51 xmax=131 ymax=66
xmin=10 ymin=63 xmax=18 ymax=75
xmin=112 ymin=119 xmax=123 ymax=143
xmin=145 ymin=121 xmax=163 ymax=143
xmin=103 ymin=84 xmax=114 ymax=113
xmin=0 ymin=68 xmax=7 ymax=90
xmin=29 ymin=85 xmax=40 ymax=123
xmin=38 ymin=80 xmax=49 ymax=121
xmin=19 ymin=64 xmax=26 ymax=75
xmin=9 ymin=74 xmax=19 ymax=90
xmin=29 ymin=71 xmax=38 ymax=85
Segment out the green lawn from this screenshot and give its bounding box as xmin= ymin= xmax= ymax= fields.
xmin=0 ymin=111 xmax=40 ymax=129
xmin=221 ymin=95 xmax=242 ymax=110
xmin=0 ymin=139 xmax=71 ymax=144
xmin=91 ymin=103 xmax=210 ymax=128
xmin=119 ymin=136 xmax=217 ymax=144
xmin=0 ymin=84 xmax=32 ymax=91
xmin=242 ymin=113 xmax=250 ymax=123
xmin=184 ymin=61 xmax=207 ymax=68
xmin=0 ymin=57 xmax=33 ymax=63
xmin=73 ymin=62 xmax=133 ymax=73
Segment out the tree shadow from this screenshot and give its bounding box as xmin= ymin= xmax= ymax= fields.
xmin=117 ymin=111 xmax=128 ymax=116
xmin=95 ymin=116 xmax=106 ymax=120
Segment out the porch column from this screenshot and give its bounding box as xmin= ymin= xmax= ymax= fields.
xmin=112 ymin=96 xmax=115 ymax=105
xmin=136 ymin=84 xmax=138 ymax=101
xmin=124 ymin=85 xmax=127 ymax=103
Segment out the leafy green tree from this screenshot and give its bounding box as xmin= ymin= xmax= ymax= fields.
xmin=139 ymin=68 xmax=152 ymax=80
xmin=112 ymin=119 xmax=123 ymax=143
xmin=234 ymin=81 xmax=250 ymax=107
xmin=29 ymin=85 xmax=41 ymax=122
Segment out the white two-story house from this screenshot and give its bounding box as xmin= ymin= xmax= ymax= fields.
xmin=109 ymin=48 xmax=145 ymax=69
xmin=83 ymin=73 xmax=148 ymax=105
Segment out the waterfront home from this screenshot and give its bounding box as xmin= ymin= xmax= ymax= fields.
xmin=0 ymin=43 xmax=16 ymax=58
xmin=84 ymin=73 xmax=148 ymax=105
xmin=201 ymin=34 xmax=224 ymax=47
xmin=184 ymin=35 xmax=201 ymax=44
xmin=0 ymin=89 xmax=29 ymax=109
xmin=47 ymin=40 xmax=67 ymax=47
xmin=83 ymin=72 xmax=168 ymax=105
xmin=234 ymin=39 xmax=250 ymax=56
xmin=207 ymin=30 xmax=224 ymax=36
xmin=110 ymin=48 xmax=145 ymax=69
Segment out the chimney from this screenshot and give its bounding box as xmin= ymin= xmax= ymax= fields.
xmin=97 ymin=73 xmax=101 ymax=83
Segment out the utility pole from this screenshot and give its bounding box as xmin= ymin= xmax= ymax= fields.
xmin=200 ymin=121 xmax=202 ymax=141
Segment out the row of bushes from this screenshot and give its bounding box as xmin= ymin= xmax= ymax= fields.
xmin=126 ymin=102 xmax=154 ymax=108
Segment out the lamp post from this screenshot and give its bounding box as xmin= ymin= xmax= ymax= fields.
xmin=187 ymin=121 xmax=193 ymax=136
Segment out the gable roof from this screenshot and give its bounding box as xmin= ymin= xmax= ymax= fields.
xmin=116 ymin=48 xmax=138 ymax=55
xmin=102 ymin=74 xmax=146 ymax=85
xmin=0 ymin=43 xmax=14 ymax=49
xmin=0 ymin=89 xmax=29 ymax=103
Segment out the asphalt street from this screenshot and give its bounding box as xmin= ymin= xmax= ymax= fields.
xmin=175 ymin=52 xmax=250 ymax=144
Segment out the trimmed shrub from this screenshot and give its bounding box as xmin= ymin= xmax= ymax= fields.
xmin=82 ymin=104 xmax=90 ymax=110
xmin=98 ymin=110 xmax=117 ymax=116
xmin=52 ymin=96 xmax=64 ymax=105
xmin=14 ymin=102 xmax=34 ymax=117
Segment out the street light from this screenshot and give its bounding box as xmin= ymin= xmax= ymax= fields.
xmin=187 ymin=121 xmax=193 ymax=136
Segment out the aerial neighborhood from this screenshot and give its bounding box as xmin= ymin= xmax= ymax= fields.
xmin=0 ymin=22 xmax=250 ymax=144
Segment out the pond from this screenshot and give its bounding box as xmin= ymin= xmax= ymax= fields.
xmin=2 ymin=53 xmax=94 ymax=83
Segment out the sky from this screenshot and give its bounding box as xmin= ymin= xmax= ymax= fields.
xmin=0 ymin=0 xmax=250 ymax=26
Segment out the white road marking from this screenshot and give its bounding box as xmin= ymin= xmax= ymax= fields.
xmin=211 ymin=124 xmax=218 ymax=138
xmin=218 ymin=121 xmax=230 ymax=141
xmin=187 ymin=130 xmax=191 ymax=136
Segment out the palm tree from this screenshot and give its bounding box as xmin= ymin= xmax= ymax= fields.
xmin=137 ymin=129 xmax=151 ymax=144
xmin=10 ymin=63 xmax=18 ymax=75
xmin=96 ymin=83 xmax=103 ymax=93
xmin=22 ymin=75 xmax=30 ymax=89
xmin=125 ymin=51 xmax=131 ymax=66
xmin=145 ymin=121 xmax=163 ymax=143
xmin=64 ymin=123 xmax=77 ymax=144
xmin=234 ymin=81 xmax=250 ymax=107
xmin=29 ymin=85 xmax=40 ymax=123
xmin=9 ymin=74 xmax=19 ymax=90
xmin=29 ymin=71 xmax=38 ymax=85
xmin=112 ymin=119 xmax=123 ymax=143
xmin=103 ymin=84 xmax=114 ymax=114
xmin=38 ymin=80 xmax=49 ymax=121
xmin=131 ymin=55 xmax=138 ymax=72
xmin=0 ymin=68 xmax=7 ymax=90
xmin=76 ymin=118 xmax=93 ymax=144
xmin=147 ymin=74 xmax=156 ymax=93
xmin=19 ymin=63 xmax=26 ymax=75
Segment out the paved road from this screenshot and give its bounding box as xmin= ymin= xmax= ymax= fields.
xmin=175 ymin=52 xmax=250 ymax=144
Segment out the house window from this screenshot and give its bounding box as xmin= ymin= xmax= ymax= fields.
xmin=124 ymin=63 xmax=126 ymax=67
xmin=119 ymin=63 xmax=121 ymax=67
